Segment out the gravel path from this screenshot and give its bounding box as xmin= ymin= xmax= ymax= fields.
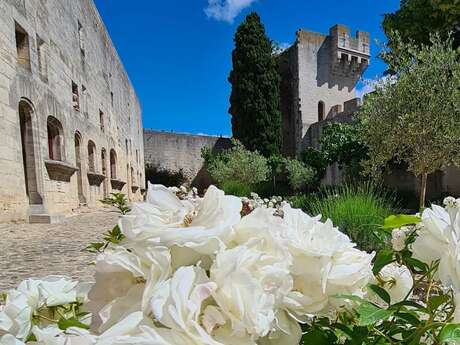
xmin=0 ymin=210 xmax=118 ymax=291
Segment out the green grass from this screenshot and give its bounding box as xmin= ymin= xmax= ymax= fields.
xmin=221 ymin=180 xmax=252 ymax=197
xmin=290 ymin=182 xmax=398 ymax=252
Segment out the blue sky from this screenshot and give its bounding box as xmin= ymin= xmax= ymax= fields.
xmin=94 ymin=0 xmax=400 ymax=136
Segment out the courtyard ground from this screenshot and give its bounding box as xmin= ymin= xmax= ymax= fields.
xmin=0 ymin=210 xmax=118 ymax=291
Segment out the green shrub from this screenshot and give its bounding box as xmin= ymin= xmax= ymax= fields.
xmin=296 ymin=182 xmax=398 ymax=252
xmin=203 ymin=140 xmax=270 ymax=187
xmin=284 ymin=159 xmax=314 ymax=192
xmin=221 ymin=180 xmax=252 ymax=197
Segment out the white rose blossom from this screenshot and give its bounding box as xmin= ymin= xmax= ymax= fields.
xmin=0 ymin=184 xmax=412 ymax=345
xmin=119 ymin=183 xmax=242 ymax=269
xmin=372 ymin=263 xmax=413 ymax=304
xmin=0 ymin=276 xmax=87 ymax=341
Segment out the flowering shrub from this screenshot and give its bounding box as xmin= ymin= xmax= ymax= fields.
xmin=1 ymin=186 xmax=460 ymax=344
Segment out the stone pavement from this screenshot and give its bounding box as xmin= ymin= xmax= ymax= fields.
xmin=0 ymin=210 xmax=119 ymax=291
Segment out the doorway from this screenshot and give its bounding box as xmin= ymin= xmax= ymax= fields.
xmin=18 ymin=100 xmax=42 ymax=205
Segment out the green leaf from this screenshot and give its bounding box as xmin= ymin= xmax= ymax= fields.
xmin=405 ymin=257 xmax=429 ymax=273
xmin=439 ymin=324 xmax=460 ymax=344
xmin=357 ymin=302 xmax=394 ymax=326
xmin=382 ymin=214 xmax=421 ymax=229
xmin=394 ymin=312 xmax=421 ymax=326
xmin=428 ymin=294 xmax=450 ymax=311
xmin=58 ymin=317 xmax=90 ymax=331
xmin=389 ymin=300 xmax=428 ymax=312
xmin=373 ymin=249 xmax=395 ymax=275
xmin=301 ymin=329 xmax=331 ymax=345
xmin=83 ymin=242 xmax=104 ymax=253
xmin=368 ymin=284 xmax=391 ymax=305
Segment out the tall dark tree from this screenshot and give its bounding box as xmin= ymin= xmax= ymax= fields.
xmin=382 ymin=0 xmax=460 ymax=52
xmin=228 ymin=12 xmax=282 ymax=157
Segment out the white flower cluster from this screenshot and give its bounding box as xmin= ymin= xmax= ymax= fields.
xmin=0 ymin=184 xmax=376 ymax=345
xmin=0 ymin=276 xmax=92 ymax=344
xmin=412 ymin=198 xmax=460 ymax=295
xmin=241 ymin=193 xmax=289 ymax=217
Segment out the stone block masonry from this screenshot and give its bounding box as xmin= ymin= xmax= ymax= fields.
xmin=0 ymin=0 xmax=145 ymax=223
xmin=144 ymin=130 xmax=231 ymax=189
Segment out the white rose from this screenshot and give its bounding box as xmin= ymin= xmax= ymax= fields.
xmin=327 ymin=247 xmax=374 ymax=309
xmin=210 ymin=243 xmax=292 ymax=339
xmin=32 ymin=325 xmax=97 ymax=345
xmin=279 ymin=205 xmax=367 ymax=317
xmin=258 ymin=311 xmax=301 ymax=345
xmin=96 ymin=311 xmax=146 ymax=345
xmin=438 ymin=241 xmax=460 ymax=292
xmin=0 ymin=276 xmax=82 ymax=341
xmin=0 ymin=334 xmax=25 ymax=345
xmin=149 ymin=266 xmax=221 ymax=345
xmin=119 ymin=184 xmax=241 ymax=268
xmin=88 ymin=246 xmax=171 ymax=332
xmin=373 ymin=264 xmax=413 ymax=304
xmin=412 ymin=205 xmax=455 ymax=265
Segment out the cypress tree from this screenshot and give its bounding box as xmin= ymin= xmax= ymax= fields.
xmin=228 ymin=12 xmax=282 ymax=157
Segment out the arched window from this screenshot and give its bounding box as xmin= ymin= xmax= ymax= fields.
xmin=110 ymin=149 xmax=117 ymax=179
xmin=318 ymin=101 xmax=325 ymax=122
xmin=131 ymin=166 xmax=135 ymax=185
xmin=87 ymin=140 xmax=96 ymax=172
xmin=47 ymin=116 xmax=64 ymax=161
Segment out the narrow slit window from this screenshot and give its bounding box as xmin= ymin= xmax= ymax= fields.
xmin=318 ymin=101 xmax=325 ymax=122
xmin=36 ymin=35 xmax=48 ymax=79
xmin=72 ymin=81 xmax=80 ymax=111
xmin=15 ymin=22 xmax=30 ymax=69
xmin=99 ymin=110 xmax=105 ymax=132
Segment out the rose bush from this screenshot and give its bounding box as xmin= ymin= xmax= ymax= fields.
xmin=1 ymin=186 xmax=460 ymax=344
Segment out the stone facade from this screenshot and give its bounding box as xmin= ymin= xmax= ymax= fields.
xmin=144 ymin=130 xmax=231 ymax=189
xmin=0 ymin=0 xmax=145 ymax=223
xmin=279 ymin=24 xmax=370 ymax=157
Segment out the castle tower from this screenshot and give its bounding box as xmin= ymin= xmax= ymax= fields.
xmin=279 ymin=24 xmax=370 ymax=156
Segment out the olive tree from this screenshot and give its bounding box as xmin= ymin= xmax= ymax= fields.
xmin=358 ymin=34 xmax=460 ymax=209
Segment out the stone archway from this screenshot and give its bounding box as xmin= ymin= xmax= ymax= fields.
xmin=18 ymin=100 xmax=42 ymax=205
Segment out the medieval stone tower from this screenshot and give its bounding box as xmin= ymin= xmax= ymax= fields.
xmin=279 ymin=24 xmax=370 ymax=156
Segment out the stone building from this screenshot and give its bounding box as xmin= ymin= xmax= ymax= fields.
xmin=279 ymin=24 xmax=460 ymax=198
xmin=279 ymin=24 xmax=370 ymax=157
xmin=0 ymin=0 xmax=145 ymax=223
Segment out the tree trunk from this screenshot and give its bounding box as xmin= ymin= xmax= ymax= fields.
xmin=419 ymin=172 xmax=428 ymax=211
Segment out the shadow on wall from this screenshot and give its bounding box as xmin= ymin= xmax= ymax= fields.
xmin=316 ymin=37 xmax=357 ymax=92
xmin=143 ymin=132 xmax=232 ymax=192
xmin=192 ymin=137 xmax=232 ymax=190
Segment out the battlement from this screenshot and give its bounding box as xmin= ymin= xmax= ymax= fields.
xmin=329 ymin=24 xmax=370 ymax=76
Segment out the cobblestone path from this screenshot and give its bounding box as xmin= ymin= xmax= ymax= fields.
xmin=0 ymin=211 xmax=118 ymax=291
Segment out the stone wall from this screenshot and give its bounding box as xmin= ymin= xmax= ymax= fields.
xmin=144 ymin=130 xmax=231 ymax=189
xmin=0 ymin=0 xmax=144 ymax=223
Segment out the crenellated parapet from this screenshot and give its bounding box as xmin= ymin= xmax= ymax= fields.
xmin=329 ymin=24 xmax=370 ymax=77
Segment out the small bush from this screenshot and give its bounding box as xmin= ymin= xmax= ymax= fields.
xmin=221 ymin=180 xmax=252 ymax=197
xmin=284 ymin=159 xmax=314 ymax=192
xmin=203 ymin=140 xmax=270 ymax=187
xmin=295 ymin=182 xmax=398 ymax=252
